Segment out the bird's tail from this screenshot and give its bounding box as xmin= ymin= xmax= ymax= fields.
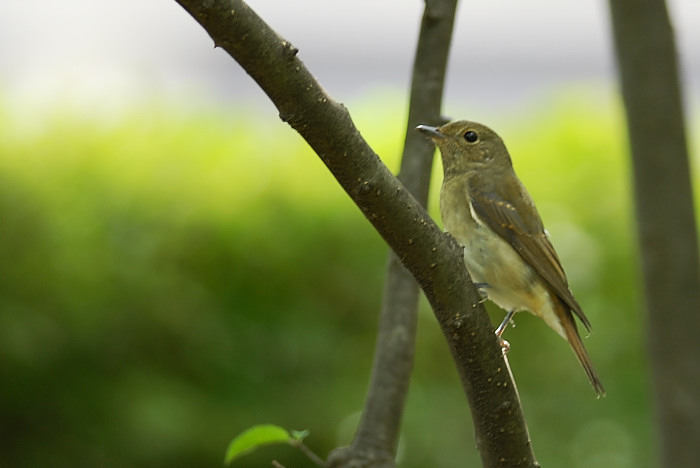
xmin=556 ymin=299 xmax=605 ymax=396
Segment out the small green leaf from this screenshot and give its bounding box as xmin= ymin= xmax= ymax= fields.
xmin=224 ymin=424 xmax=291 ymax=465
xmin=290 ymin=429 xmax=309 ymax=442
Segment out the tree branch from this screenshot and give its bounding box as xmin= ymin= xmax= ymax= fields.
xmin=608 ymin=1 xmax=700 ymax=466
xmin=173 ymin=1 xmax=537 ymax=466
xmin=328 ymin=2 xmax=458 ymax=467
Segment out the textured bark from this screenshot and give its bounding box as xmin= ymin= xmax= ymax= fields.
xmin=174 ymin=1 xmax=538 ymax=465
xmin=608 ymin=1 xmax=700 ymax=466
xmin=327 ymin=2 xmax=458 ymax=467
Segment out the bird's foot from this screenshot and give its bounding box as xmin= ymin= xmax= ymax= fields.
xmin=498 ymin=336 xmax=511 ymax=354
xmin=473 ymin=282 xmax=489 ymax=303
xmin=495 ymin=309 xmax=516 ymax=354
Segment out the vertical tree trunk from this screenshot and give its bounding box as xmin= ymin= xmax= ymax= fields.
xmin=607 ymin=1 xmax=700 ymax=466
xmin=328 ymin=2 xmax=458 ymax=467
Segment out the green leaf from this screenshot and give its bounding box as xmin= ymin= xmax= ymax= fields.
xmin=224 ymin=424 xmax=291 ymax=465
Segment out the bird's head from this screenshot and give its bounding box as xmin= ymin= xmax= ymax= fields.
xmin=416 ymin=120 xmax=512 ymax=178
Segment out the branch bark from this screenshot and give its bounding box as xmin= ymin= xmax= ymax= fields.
xmin=328 ymin=2 xmax=457 ymax=467
xmin=173 ymin=1 xmax=538 ymax=465
xmin=607 ymin=1 xmax=700 ymax=466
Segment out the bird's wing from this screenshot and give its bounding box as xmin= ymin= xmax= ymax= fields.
xmin=468 ymin=172 xmax=592 ymax=331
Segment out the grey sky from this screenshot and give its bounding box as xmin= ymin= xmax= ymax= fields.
xmin=1 ymin=1 xmax=698 ymax=116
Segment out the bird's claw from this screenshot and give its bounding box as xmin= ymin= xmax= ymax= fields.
xmin=473 ymin=282 xmax=489 ymax=303
xmin=498 ymin=336 xmax=511 ymax=354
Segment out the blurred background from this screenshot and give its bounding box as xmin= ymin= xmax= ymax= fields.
xmin=1 ymin=1 xmax=699 ymax=467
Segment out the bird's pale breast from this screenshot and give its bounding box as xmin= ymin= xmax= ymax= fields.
xmin=439 ymin=178 xmax=567 ymax=338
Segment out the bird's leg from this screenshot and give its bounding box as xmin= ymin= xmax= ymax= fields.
xmin=495 ymin=309 xmax=516 ymax=337
xmin=473 ymin=282 xmax=489 ymax=303
xmin=495 ymin=309 xmax=516 ymax=354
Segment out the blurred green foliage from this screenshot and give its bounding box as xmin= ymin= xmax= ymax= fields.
xmin=1 ymin=90 xmax=694 ymax=467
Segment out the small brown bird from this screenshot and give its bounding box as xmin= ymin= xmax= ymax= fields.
xmin=417 ymin=120 xmax=604 ymax=396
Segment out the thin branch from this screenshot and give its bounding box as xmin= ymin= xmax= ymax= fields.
xmin=173 ymin=1 xmax=538 ymax=466
xmin=327 ymin=1 xmax=458 ymax=467
xmin=295 ymin=441 xmax=327 ymax=467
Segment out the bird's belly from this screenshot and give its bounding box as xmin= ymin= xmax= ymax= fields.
xmin=457 ymin=224 xmax=567 ymax=338
xmin=448 ymin=219 xmax=546 ymax=315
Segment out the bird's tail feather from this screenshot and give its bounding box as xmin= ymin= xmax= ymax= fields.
xmin=550 ymin=295 xmax=605 ymax=396
xmin=559 ymin=307 xmax=605 ymax=396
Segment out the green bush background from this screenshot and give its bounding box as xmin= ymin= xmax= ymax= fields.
xmin=1 ymin=90 xmax=697 ymax=467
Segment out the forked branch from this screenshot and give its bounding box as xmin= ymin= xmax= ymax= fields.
xmin=174 ymin=1 xmax=537 ymax=466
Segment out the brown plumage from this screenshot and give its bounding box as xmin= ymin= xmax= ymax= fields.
xmin=417 ymin=120 xmax=604 ymax=396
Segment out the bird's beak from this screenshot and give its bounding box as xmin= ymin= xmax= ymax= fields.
xmin=415 ymin=125 xmax=444 ymax=139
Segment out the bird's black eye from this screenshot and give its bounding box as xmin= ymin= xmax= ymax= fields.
xmin=464 ymin=131 xmax=478 ymax=143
